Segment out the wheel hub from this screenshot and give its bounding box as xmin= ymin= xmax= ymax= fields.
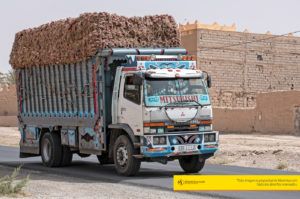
xmin=116 ymin=146 xmax=128 ymax=166
xmin=42 ymin=139 xmax=51 ymax=162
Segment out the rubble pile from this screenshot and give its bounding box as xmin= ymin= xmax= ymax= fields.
xmin=10 ymin=12 xmax=180 ymax=68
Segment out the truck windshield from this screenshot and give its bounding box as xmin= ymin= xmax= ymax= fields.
xmin=144 ymin=78 xmax=209 ymax=107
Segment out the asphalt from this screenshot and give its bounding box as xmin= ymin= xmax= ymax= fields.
xmin=0 ymin=146 xmax=299 ymax=199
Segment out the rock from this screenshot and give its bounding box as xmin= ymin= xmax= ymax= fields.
xmin=252 ymin=150 xmax=265 ymax=155
xmin=272 ymin=149 xmax=283 ymax=154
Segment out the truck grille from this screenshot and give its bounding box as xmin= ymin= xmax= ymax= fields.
xmin=169 ymin=134 xmax=201 ymax=145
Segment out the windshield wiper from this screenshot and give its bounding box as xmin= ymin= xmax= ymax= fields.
xmin=186 ymin=100 xmax=204 ymax=108
xmin=160 ymin=100 xmax=204 ymax=109
xmin=175 ymin=79 xmax=203 ymax=108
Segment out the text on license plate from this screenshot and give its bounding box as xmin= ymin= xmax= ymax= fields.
xmin=177 ymin=145 xmax=198 ymax=152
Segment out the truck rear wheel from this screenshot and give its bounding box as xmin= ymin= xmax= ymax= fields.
xmin=41 ymin=132 xmax=63 ymax=167
xmin=179 ymin=155 xmax=205 ymax=173
xmin=113 ymin=135 xmax=141 ymax=176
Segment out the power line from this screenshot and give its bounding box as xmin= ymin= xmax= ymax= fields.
xmin=187 ymin=30 xmax=300 ymax=53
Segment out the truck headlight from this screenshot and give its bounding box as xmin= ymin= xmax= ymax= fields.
xmin=144 ymin=127 xmax=164 ymax=134
xmin=195 ymin=137 xmax=201 ymax=143
xmin=160 ymin=136 xmax=166 ymax=144
xmin=157 ymin=127 xmax=164 ymax=134
xmin=204 ymin=133 xmax=216 ymax=142
xmin=199 ymin=125 xmax=211 ymax=132
xmin=153 ymin=136 xmax=167 ymax=145
xmin=143 ymin=122 xmax=165 ymax=134
xmin=150 ymin=128 xmax=157 ymax=134
xmin=153 ymin=137 xmax=159 ymax=145
xmin=144 ymin=127 xmax=150 ymax=134
xmin=209 ymin=134 xmax=215 ymax=142
xmin=171 ymin=137 xmax=178 ymax=144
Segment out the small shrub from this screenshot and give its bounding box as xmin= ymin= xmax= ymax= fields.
xmin=276 ymin=162 xmax=288 ymax=170
xmin=0 ymin=166 xmax=29 ymax=196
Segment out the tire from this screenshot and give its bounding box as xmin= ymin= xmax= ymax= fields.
xmin=97 ymin=153 xmax=113 ymax=165
xmin=113 ymin=135 xmax=141 ymax=176
xmin=60 ymin=146 xmax=73 ymax=166
xmin=179 ymin=155 xmax=205 ymax=173
xmin=78 ymin=153 xmax=91 ymax=158
xmin=41 ymin=132 xmax=63 ymax=167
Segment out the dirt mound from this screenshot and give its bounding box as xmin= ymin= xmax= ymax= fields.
xmin=10 ymin=12 xmax=180 ymax=68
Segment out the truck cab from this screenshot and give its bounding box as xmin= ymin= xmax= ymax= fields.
xmin=107 ymin=49 xmax=218 ymax=175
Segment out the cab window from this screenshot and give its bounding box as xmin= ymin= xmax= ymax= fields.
xmin=124 ymin=76 xmax=141 ymax=104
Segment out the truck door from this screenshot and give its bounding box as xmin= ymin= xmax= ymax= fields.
xmin=118 ymin=74 xmax=143 ymax=136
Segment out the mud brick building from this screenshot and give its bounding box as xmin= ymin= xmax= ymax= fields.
xmin=180 ymin=21 xmax=300 ymax=108
xmin=0 ymin=85 xmax=17 ymax=126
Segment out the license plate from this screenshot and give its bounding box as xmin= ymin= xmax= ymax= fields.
xmin=177 ymin=145 xmax=198 ymax=152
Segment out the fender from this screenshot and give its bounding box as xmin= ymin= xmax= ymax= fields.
xmin=108 ymin=123 xmax=140 ymax=147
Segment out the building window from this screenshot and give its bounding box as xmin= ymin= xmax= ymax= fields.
xmin=257 ymin=54 xmax=263 ymax=61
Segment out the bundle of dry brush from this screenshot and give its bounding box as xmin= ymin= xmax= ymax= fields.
xmin=10 ymin=12 xmax=181 ymax=68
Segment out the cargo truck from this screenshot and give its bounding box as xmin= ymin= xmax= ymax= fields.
xmin=15 ymin=48 xmax=219 ymax=176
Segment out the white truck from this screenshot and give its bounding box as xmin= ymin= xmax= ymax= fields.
xmin=16 ymin=48 xmax=218 ymax=176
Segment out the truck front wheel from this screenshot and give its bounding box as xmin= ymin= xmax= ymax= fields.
xmin=113 ymin=135 xmax=141 ymax=176
xmin=179 ymin=155 xmax=205 ymax=173
xmin=41 ymin=132 xmax=63 ymax=167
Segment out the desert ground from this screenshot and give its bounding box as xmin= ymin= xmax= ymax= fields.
xmin=0 ymin=127 xmax=20 ymax=147
xmin=0 ymin=165 xmax=213 ymax=199
xmin=1 ymin=127 xmax=299 ymax=172
xmin=208 ymin=134 xmax=300 ymax=171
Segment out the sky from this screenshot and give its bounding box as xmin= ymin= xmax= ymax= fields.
xmin=1 ymin=0 xmax=299 ymax=73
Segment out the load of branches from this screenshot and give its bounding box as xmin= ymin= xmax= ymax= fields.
xmin=10 ymin=12 xmax=180 ymax=68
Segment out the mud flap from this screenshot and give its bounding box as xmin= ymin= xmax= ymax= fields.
xmin=19 ymin=126 xmax=40 ymax=157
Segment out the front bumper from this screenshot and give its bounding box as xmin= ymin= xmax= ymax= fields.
xmin=141 ymin=131 xmax=219 ymax=158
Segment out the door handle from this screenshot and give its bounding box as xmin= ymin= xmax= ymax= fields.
xmin=121 ymin=107 xmax=126 ymax=114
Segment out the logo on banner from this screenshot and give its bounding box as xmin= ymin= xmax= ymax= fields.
xmin=159 ymin=95 xmax=199 ymax=103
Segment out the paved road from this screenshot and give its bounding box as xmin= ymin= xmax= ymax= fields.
xmin=0 ymin=146 xmax=299 ymax=199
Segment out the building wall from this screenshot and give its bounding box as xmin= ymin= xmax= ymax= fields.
xmin=180 ymin=22 xmax=300 ymax=108
xmin=0 ymin=116 xmax=18 ymax=127
xmin=213 ymin=91 xmax=300 ymax=135
xmin=0 ymin=85 xmax=18 ymax=126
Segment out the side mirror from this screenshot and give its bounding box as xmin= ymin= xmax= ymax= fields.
xmin=207 ymin=75 xmax=212 ymax=88
xmin=132 ymin=74 xmax=143 ymax=85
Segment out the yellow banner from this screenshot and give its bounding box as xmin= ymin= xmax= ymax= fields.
xmin=174 ymin=175 xmax=300 ymax=191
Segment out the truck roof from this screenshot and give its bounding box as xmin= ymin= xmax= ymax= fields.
xmin=98 ymin=48 xmax=188 ymax=57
